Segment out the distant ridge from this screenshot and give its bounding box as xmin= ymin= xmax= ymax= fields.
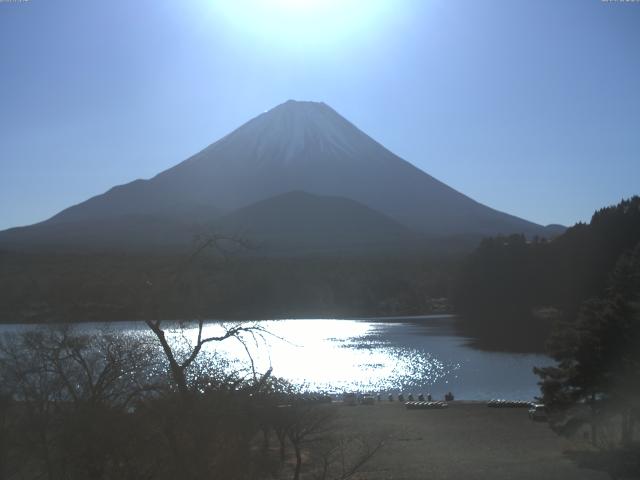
xmin=0 ymin=100 xmax=563 ymax=254
xmin=215 ymin=191 xmax=421 ymax=255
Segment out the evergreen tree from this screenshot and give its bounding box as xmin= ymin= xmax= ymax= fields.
xmin=535 ymin=243 xmax=640 ymax=446
xmin=454 ymin=196 xmax=640 ymax=351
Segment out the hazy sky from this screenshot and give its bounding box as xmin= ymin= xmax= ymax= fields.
xmin=1 ymin=0 xmax=639 ymax=230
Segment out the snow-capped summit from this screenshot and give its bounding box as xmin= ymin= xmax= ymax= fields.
xmin=187 ymin=99 xmax=382 ymax=168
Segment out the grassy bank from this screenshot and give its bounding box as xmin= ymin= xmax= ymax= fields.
xmin=330 ymin=401 xmax=608 ymax=480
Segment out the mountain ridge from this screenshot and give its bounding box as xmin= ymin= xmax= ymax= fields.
xmin=0 ymin=100 xmax=563 ymax=254
xmin=214 ymin=190 xmax=422 ymax=255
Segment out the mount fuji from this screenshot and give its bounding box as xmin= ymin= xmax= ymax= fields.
xmin=0 ymin=100 xmax=562 ymax=254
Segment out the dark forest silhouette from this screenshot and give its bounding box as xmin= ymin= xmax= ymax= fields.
xmin=454 ymin=196 xmax=640 ymax=351
xmin=0 ymin=253 xmax=454 ymax=324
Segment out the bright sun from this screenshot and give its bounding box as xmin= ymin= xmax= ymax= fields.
xmin=209 ymin=0 xmax=396 ymax=50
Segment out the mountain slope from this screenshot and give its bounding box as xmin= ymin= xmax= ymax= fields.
xmin=214 ymin=191 xmax=421 ymax=255
xmin=0 ymin=100 xmax=560 ymax=252
xmin=0 ymin=214 xmax=207 ymax=252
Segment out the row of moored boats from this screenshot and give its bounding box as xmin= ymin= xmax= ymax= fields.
xmin=487 ymin=399 xmax=532 ymax=408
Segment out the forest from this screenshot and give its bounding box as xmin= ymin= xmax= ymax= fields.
xmin=453 ymin=196 xmax=640 ymax=351
xmin=0 ymin=250 xmax=454 ymax=324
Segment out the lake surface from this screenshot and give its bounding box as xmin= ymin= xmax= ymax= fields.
xmin=0 ymin=315 xmax=552 ymax=400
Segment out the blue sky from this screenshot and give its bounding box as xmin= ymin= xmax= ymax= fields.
xmin=1 ymin=0 xmax=638 ymax=230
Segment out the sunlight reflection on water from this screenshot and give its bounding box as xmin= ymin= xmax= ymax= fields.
xmin=160 ymin=316 xmax=551 ymax=400
xmin=0 ymin=316 xmax=552 ymax=400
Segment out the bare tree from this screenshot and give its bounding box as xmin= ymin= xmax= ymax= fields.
xmin=0 ymin=393 xmax=13 ymax=480
xmin=144 ymin=318 xmax=268 ymax=396
xmin=283 ymin=405 xmax=336 ymax=480
xmin=143 ymin=233 xmax=271 ymax=397
xmin=314 ymin=435 xmax=385 ymax=480
xmin=266 ymin=401 xmax=385 ymax=480
xmin=0 ymin=326 xmax=162 ymax=480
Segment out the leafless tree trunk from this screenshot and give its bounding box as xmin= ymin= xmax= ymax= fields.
xmin=144 ymin=318 xmax=260 ymax=397
xmin=143 ymin=233 xmax=265 ymax=397
xmin=285 ymin=406 xmax=335 ymax=480
xmin=315 ymin=436 xmax=385 ymax=480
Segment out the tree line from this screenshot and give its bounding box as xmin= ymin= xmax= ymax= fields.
xmin=0 ymin=252 xmax=454 ymax=324
xmin=535 ymin=243 xmax=640 ymax=443
xmin=533 ymin=227 xmax=640 ymax=477
xmin=453 ymin=196 xmax=640 ymax=351
xmin=452 ymin=196 xmax=640 ymax=475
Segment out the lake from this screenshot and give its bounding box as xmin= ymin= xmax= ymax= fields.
xmin=0 ymin=315 xmax=552 ymax=400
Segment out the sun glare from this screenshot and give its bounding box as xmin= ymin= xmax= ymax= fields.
xmin=208 ymin=0 xmax=396 ymax=51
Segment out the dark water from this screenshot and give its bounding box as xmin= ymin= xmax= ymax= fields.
xmin=0 ymin=315 xmax=552 ymax=400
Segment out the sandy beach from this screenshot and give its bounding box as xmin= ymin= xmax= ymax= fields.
xmin=331 ymin=401 xmax=608 ymax=480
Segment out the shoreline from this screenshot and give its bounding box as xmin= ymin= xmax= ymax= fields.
xmin=0 ymin=312 xmax=456 ymax=327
